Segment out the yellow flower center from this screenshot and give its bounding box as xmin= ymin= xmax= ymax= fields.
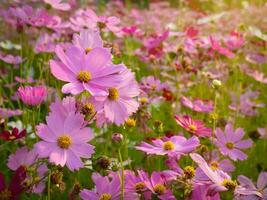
xmin=210 ymin=161 xmax=219 ymax=170
xmin=125 ymin=118 xmax=136 ymax=127
xmin=108 ymin=88 xmax=119 ymax=101
xmin=0 ymin=189 xmax=12 ymax=200
xmin=77 ymin=71 xmax=91 ymax=83
xmin=221 ymin=179 xmax=237 ymax=190
xmin=57 ymin=135 xmax=72 ymax=149
xmin=140 ymin=97 xmax=148 ymax=104
xmin=183 ymin=166 xmax=195 ymax=179
xmin=163 ymin=141 xmax=175 ymax=151
xmin=226 ymin=142 xmax=234 ymax=149
xmin=81 ymin=103 xmax=95 ymax=116
xmin=188 ymin=124 xmax=197 ymax=132
xmin=154 ymin=184 xmax=166 ymax=195
xmin=134 ymin=182 xmax=146 ymax=193
xmin=99 ymin=193 xmax=112 ymax=200
xmin=85 ymin=48 xmax=92 ymax=54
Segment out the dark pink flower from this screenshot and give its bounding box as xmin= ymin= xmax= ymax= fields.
xmin=18 ymin=86 xmax=47 ymax=106
xmin=175 ymin=115 xmax=212 ymax=137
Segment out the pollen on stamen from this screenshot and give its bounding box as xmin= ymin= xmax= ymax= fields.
xmin=154 ymin=184 xmax=166 ymax=195
xmin=108 ymin=88 xmax=119 ymax=101
xmin=99 ymin=193 xmax=112 ymax=200
xmin=77 ymin=71 xmax=91 ymax=83
xmin=57 ymin=135 xmax=72 ymax=149
xmin=163 ymin=141 xmax=174 ymax=151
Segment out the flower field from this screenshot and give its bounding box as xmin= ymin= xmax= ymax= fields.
xmin=0 ymin=0 xmax=266 ymax=199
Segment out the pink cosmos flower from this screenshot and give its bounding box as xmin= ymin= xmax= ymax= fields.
xmin=236 ymin=172 xmax=267 ymax=199
xmin=175 ymin=115 xmax=212 ymax=137
xmin=229 ymin=90 xmax=264 ymax=116
xmin=72 ymin=29 xmax=103 ymax=53
xmin=140 ymin=76 xmax=166 ymax=93
xmin=214 ymin=124 xmax=253 ymax=161
xmin=18 ymin=86 xmax=47 ymax=106
xmin=224 ymin=31 xmax=244 ymax=50
xmin=138 ymin=171 xmax=176 ymax=200
xmin=34 ymin=101 xmax=95 ymax=171
xmin=90 ymin=69 xmax=139 ymax=125
xmin=136 ymin=135 xmax=199 ymax=158
xmin=190 ymin=153 xmax=237 ymax=196
xmin=80 ymin=172 xmax=121 ymax=200
xmin=124 ymin=170 xmax=151 ymax=200
xmin=191 ymin=185 xmax=220 ymax=200
xmin=245 ymin=69 xmax=267 ymax=84
xmin=44 ymin=0 xmax=71 ymax=11
xmin=50 ymin=45 xmax=125 ymax=96
xmin=84 ymin=9 xmax=121 ymax=34
xmin=7 ymin=147 xmax=37 ymax=170
xmin=0 ymin=52 xmax=23 ymax=64
xmin=209 ymin=36 xmax=234 ymax=58
xmin=181 ymin=96 xmax=213 ymax=113
xmin=246 ymin=53 xmax=267 ymax=64
xmin=204 ymin=150 xmax=235 ymax=173
xmin=10 ymin=5 xmax=57 ymax=28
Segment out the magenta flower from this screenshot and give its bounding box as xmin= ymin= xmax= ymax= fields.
xmin=50 ymin=45 xmax=124 ymax=96
xmin=236 ymin=172 xmax=267 ymax=199
xmin=44 ymin=0 xmax=71 ymax=11
xmin=34 ymin=101 xmax=95 ymax=171
xmin=136 ymin=135 xmax=199 ymax=157
xmin=191 ymin=185 xmax=220 ymax=200
xmin=191 ymin=153 xmax=237 ymax=196
xmin=80 ymin=172 xmax=121 ymax=200
xmin=7 ymin=147 xmax=37 ymax=170
xmin=72 ymin=29 xmax=103 ymax=53
xmin=214 ymin=124 xmax=253 ymax=161
xmin=175 ymin=115 xmax=212 ymax=137
xmin=124 ymin=170 xmax=151 ymax=200
xmin=139 ymin=171 xmax=176 ymax=200
xmin=18 ymin=86 xmax=47 ymax=106
xmin=90 ymin=69 xmax=139 ymax=125
xmin=224 ymin=31 xmax=244 ymax=50
xmin=209 ymin=36 xmax=234 ymax=58
xmin=181 ymin=96 xmax=213 ymax=113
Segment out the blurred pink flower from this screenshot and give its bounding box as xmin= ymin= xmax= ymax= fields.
xmin=7 ymin=147 xmax=37 ymax=170
xmin=44 ymin=0 xmax=71 ymax=11
xmin=18 ymin=86 xmax=47 ymax=106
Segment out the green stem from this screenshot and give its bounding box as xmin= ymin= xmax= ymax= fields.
xmin=118 ymin=149 xmax=124 ymax=200
xmin=47 ymin=170 xmax=51 ymax=200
